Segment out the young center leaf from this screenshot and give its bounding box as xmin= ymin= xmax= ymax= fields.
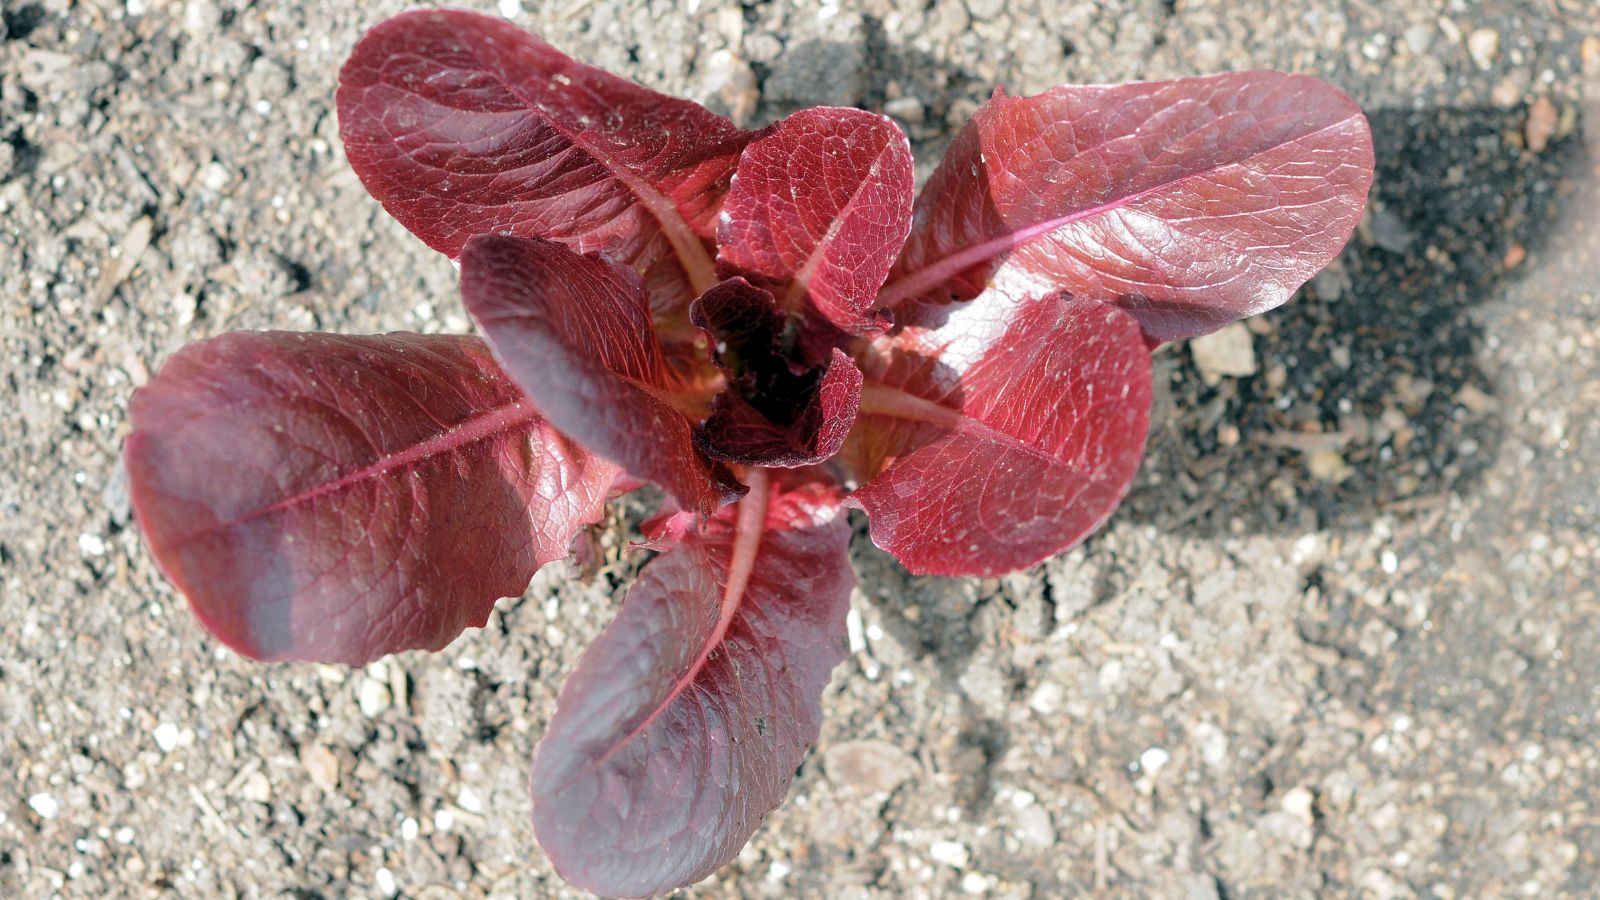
xmin=124 ymin=332 xmax=619 ymax=665
xmin=847 ymin=294 xmax=1152 ymax=577
xmin=690 ymin=277 xmax=864 ymax=467
xmin=337 ymin=8 xmax=755 ymax=299
xmin=878 ymin=72 xmax=1375 ymax=342
xmin=460 ymin=234 xmax=742 ymax=516
xmin=716 ymin=107 xmax=913 ymax=333
xmin=531 ymin=471 xmax=854 ymax=897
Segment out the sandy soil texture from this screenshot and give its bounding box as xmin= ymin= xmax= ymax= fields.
xmin=3 ymin=0 xmax=1598 ymax=896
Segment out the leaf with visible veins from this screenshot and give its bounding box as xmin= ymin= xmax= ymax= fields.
xmin=880 ymin=72 xmax=1374 ymax=342
xmin=717 ymin=107 xmax=913 ymax=333
xmin=531 ymin=470 xmax=853 ymax=897
xmin=460 ymin=234 xmax=743 ymax=516
xmin=846 ymin=293 xmax=1152 ymax=576
xmin=337 ymin=8 xmax=755 ymax=301
xmin=124 ymin=332 xmax=619 ymax=665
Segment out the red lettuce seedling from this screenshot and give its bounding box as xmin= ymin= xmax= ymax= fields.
xmin=124 ymin=9 xmax=1373 ymax=897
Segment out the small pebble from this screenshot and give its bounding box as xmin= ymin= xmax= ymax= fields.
xmin=824 ymin=739 xmax=917 ymax=794
xmin=884 ymin=96 xmax=925 ymax=124
xmin=1308 ymin=448 xmax=1355 ymax=484
xmin=1190 ymin=323 xmax=1258 ymax=385
xmin=930 ymin=839 xmax=970 ymax=868
xmin=1524 ymin=96 xmax=1557 ymax=153
xmin=78 ymin=532 xmax=107 ymax=557
xmin=358 ymin=677 xmax=391 ymax=718
xmin=300 ymin=743 xmax=340 ymax=792
xmin=237 ymin=770 xmax=272 ymax=804
xmin=1140 ymin=746 xmax=1171 ymax=773
xmin=28 ymin=793 xmax=60 ymax=819
xmin=375 ymin=866 xmax=398 ymax=898
xmin=152 ymin=722 xmax=180 ymax=753
xmin=1467 ymin=28 xmax=1500 ymax=71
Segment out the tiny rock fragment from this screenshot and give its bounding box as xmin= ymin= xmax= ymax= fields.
xmin=1139 ymin=746 xmax=1171 ymax=773
xmin=1189 ymin=323 xmax=1258 ymax=385
xmin=1013 ymin=804 xmax=1056 ymax=846
xmin=1307 ymin=448 xmax=1354 ymax=484
xmin=930 ymin=839 xmax=970 ymax=869
xmin=823 ymin=739 xmax=916 ymax=794
xmin=1503 ymin=242 xmax=1527 ymax=269
xmin=1281 ymin=786 xmax=1315 ymax=824
xmin=237 ymin=770 xmax=272 ymax=804
xmin=884 ymin=96 xmax=925 ymax=124
xmin=1524 ymin=97 xmax=1557 ymax=153
xmin=300 ymin=743 xmax=341 ymax=792
xmin=1467 ymin=28 xmax=1499 ymax=71
xmin=1582 ymin=35 xmax=1600 ymax=77
xmin=28 ymin=793 xmax=60 ymax=819
xmin=358 ymin=677 xmax=391 ymax=718
xmin=153 ymin=722 xmax=180 ymax=753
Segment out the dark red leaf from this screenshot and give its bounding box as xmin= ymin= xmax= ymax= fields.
xmin=717 ymin=107 xmax=913 ymax=333
xmin=337 ymin=8 xmax=754 ymax=300
xmin=124 ymin=332 xmax=618 ymax=665
xmin=460 ymin=234 xmax=742 ymax=516
xmin=698 ymin=348 xmax=863 ymax=467
xmin=846 ymin=293 xmax=1152 ymax=576
xmin=879 ymin=72 xmax=1374 ymax=342
xmin=531 ymin=470 xmax=853 ymax=897
xmin=688 ymin=278 xmax=863 ymax=466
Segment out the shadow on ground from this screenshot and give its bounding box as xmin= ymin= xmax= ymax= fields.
xmin=1123 ymin=104 xmax=1588 ymax=538
xmin=846 ymin=103 xmax=1589 ymax=679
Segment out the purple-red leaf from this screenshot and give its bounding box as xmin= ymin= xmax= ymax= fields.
xmin=124 ymin=332 xmax=618 ymax=666
xmin=460 ymin=235 xmax=742 ymax=516
xmin=879 ymin=72 xmax=1375 ymax=342
xmin=337 ymin=9 xmax=754 ymax=298
xmin=847 ymin=294 xmax=1152 ymax=576
xmin=698 ymin=348 xmax=863 ymax=467
xmin=717 ymin=107 xmax=913 ymax=333
xmin=688 ymin=278 xmax=863 ymax=466
xmin=531 ymin=471 xmax=853 ymax=897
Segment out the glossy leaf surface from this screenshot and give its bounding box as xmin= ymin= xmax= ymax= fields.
xmin=531 ymin=473 xmax=853 ymax=897
xmin=338 ymin=8 xmax=753 ymax=297
xmin=125 ymin=332 xmax=617 ymax=665
xmin=717 ymin=107 xmax=913 ymax=333
xmin=881 ymin=72 xmax=1374 ymax=342
xmin=848 ymin=294 xmax=1152 ymax=576
xmin=460 ymin=235 xmax=741 ymax=516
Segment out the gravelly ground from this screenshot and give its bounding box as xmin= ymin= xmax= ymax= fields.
xmin=2 ymin=0 xmax=1598 ymax=897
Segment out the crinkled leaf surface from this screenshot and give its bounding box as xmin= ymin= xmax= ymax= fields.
xmin=698 ymin=347 xmax=862 ymax=467
xmin=338 ymin=8 xmax=752 ymax=299
xmin=847 ymin=294 xmax=1152 ymax=576
xmin=717 ymin=107 xmax=913 ymax=333
xmin=531 ymin=473 xmax=853 ymax=897
xmin=880 ymin=72 xmax=1374 ymax=342
xmin=125 ymin=332 xmax=617 ymax=665
xmin=460 ymin=234 xmax=741 ymax=516
xmin=689 ymin=278 xmax=863 ymax=466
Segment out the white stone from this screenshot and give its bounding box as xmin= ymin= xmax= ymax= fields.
xmin=153 ymin=722 xmax=180 ymax=753
xmin=1189 ymin=323 xmax=1258 ymax=385
xmin=28 ymin=793 xmax=59 ymax=819
xmin=930 ymin=840 xmax=970 ymax=868
xmin=1140 ymin=746 xmax=1172 ymax=773
xmin=357 ymin=677 xmax=391 ymax=718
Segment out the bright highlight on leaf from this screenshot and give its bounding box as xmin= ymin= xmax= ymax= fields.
xmin=125 ymin=8 xmax=1374 ymax=896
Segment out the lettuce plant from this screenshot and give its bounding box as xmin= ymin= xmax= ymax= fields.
xmin=123 ymin=9 xmax=1374 ymax=896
